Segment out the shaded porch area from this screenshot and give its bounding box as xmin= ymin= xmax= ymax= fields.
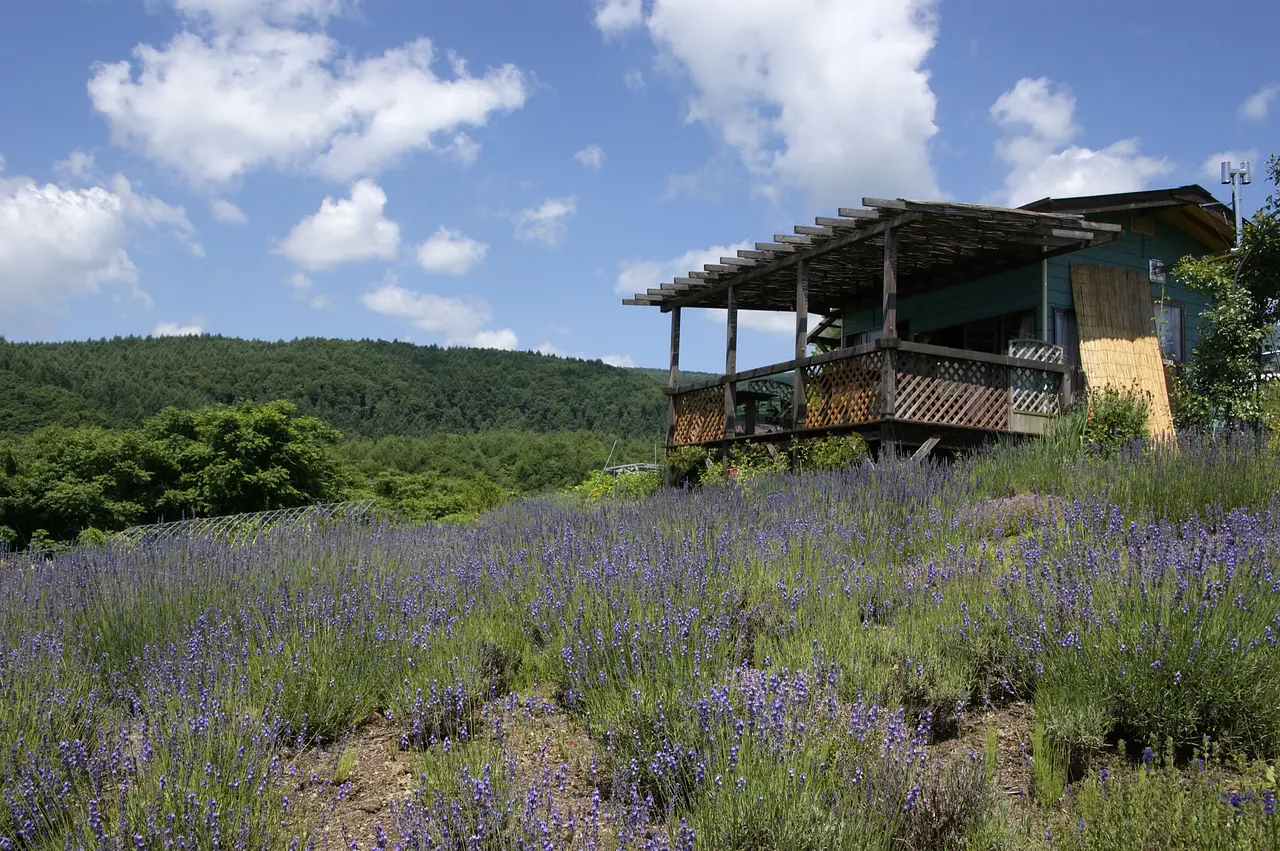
xmin=624 ymin=197 xmax=1121 ymax=455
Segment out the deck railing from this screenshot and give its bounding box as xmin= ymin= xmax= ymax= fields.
xmin=666 ymin=339 xmax=1066 ymax=447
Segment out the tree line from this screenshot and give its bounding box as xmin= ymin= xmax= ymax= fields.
xmin=0 ymin=336 xmax=688 ymax=441
xmin=0 ymin=399 xmax=662 ymax=551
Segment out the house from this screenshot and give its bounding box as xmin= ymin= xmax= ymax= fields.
xmin=624 ymin=186 xmax=1233 ymax=456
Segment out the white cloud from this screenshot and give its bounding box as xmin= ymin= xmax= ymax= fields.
xmin=441 ymin=132 xmax=481 ymax=166
xmin=1238 ymin=83 xmax=1279 ymax=122
xmin=703 ymin=308 xmax=820 ymax=334
xmin=473 ymin=328 xmax=519 ymax=350
xmin=596 ymin=0 xmax=941 ymax=205
xmin=360 ymin=276 xmax=515 ymax=348
xmin=535 ymin=341 xmax=566 ymax=356
xmin=286 ymin=270 xmax=332 ymax=308
xmin=614 ymin=240 xmax=750 ymax=296
xmin=211 ymin=198 xmax=247 ymax=223
xmin=623 ymin=68 xmax=646 ymax=91
xmin=988 ymin=77 xmax=1172 ymax=207
xmin=415 ymin=226 xmax=488 ymax=275
xmin=0 ymin=162 xmax=199 ymax=330
xmin=593 ymin=0 xmax=644 ymax=36
xmin=55 ymin=151 xmax=96 ymax=179
xmin=534 ymin=341 xmax=635 ymax=366
xmin=574 ymin=144 xmax=606 ymax=171
xmin=278 ymin=178 xmax=399 ymax=269
xmin=88 ymin=2 xmax=528 ymax=185
xmin=152 ymin=320 xmax=204 ymax=336
xmin=600 ymin=353 xmax=636 ymax=367
xmin=1204 ymin=150 xmax=1259 ymax=183
xmin=514 ymin=196 xmax=576 ymax=246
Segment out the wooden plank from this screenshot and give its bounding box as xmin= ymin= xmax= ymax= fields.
xmin=719 ymin=257 xmax=756 ymax=266
xmin=910 ymin=435 xmax=941 ymax=461
xmin=774 ymin=234 xmax=814 ymax=245
xmin=725 ymin=287 xmax=737 ymax=438
xmin=666 ymin=212 xmax=919 ymax=311
xmin=794 ymin=260 xmax=808 ymax=430
xmin=836 ymin=208 xmax=882 ymax=219
xmin=898 ymin=339 xmax=1069 ymax=372
xmin=795 ymin=225 xmax=835 ymax=236
xmin=815 ymin=216 xmax=870 ymax=229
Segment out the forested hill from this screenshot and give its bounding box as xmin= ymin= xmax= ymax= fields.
xmin=0 ymin=336 xmax=707 ymax=440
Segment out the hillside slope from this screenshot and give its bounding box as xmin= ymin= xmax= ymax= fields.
xmin=0 ymin=336 xmax=682 ymax=440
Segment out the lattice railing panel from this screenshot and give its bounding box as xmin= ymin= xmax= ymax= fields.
xmin=804 ymin=351 xmax=883 ymax=429
xmin=672 ymin=386 xmax=726 ymax=445
xmin=1007 ymin=339 xmax=1063 ymax=416
xmin=895 ymin=352 xmax=1010 ymax=431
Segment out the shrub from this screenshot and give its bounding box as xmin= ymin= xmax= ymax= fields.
xmin=572 ymin=469 xmax=663 ymax=502
xmin=1081 ymin=386 xmax=1149 ymax=450
xmin=796 ymin=434 xmax=869 ymax=470
xmin=665 ymin=445 xmax=712 ymax=486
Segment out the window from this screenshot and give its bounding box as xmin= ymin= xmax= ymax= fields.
xmin=1154 ymin=301 xmax=1184 ymax=363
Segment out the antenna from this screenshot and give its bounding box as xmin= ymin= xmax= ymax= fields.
xmin=1221 ymin=160 xmax=1252 ymax=252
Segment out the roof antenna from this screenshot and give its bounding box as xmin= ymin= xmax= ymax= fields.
xmin=1221 ymin=160 xmax=1252 ymax=253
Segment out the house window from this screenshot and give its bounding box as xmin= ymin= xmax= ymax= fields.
xmin=850 ymin=327 xmax=882 ymax=347
xmin=1154 ymin=301 xmax=1184 ymax=363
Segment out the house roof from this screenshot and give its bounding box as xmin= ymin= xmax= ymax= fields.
xmin=1019 ymin=184 xmax=1234 ymax=251
xmin=623 ymin=197 xmax=1123 ymax=313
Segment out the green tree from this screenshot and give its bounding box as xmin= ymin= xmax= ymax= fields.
xmin=145 ymin=400 xmax=344 ymax=517
xmin=1173 ymin=154 xmax=1280 ymax=427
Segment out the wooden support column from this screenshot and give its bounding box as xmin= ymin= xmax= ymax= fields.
xmin=880 ymin=230 xmax=899 ymax=456
xmin=793 ymin=261 xmax=808 ymax=431
xmin=724 ymin=286 xmax=738 ymax=440
xmin=666 ymin=307 xmax=681 ymax=450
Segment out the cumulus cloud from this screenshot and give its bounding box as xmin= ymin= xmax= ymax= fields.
xmin=623 ymin=68 xmax=645 ymax=91
xmin=278 ymin=179 xmax=399 ymax=270
xmin=0 ymin=160 xmax=200 ymax=331
xmin=415 ymin=226 xmax=488 ymax=275
xmin=988 ymin=77 xmax=1172 ymax=207
xmin=211 ymin=198 xmax=247 ymax=223
xmin=574 ymin=144 xmax=606 ymax=171
xmin=513 ymin=196 xmax=576 ymax=246
xmin=534 ymin=341 xmax=636 ymax=367
xmin=595 ymin=0 xmax=941 ymax=205
xmin=593 ymin=0 xmax=644 ymax=36
xmin=1238 ymin=83 xmax=1279 ymax=122
xmin=88 ymin=1 xmax=528 ymax=184
xmin=55 ymin=151 xmax=96 ymax=179
xmin=360 ymin=275 xmax=516 ymax=348
xmin=152 ymin=320 xmax=204 ymax=336
xmin=614 ymin=240 xmax=751 ymax=296
xmin=600 ymin=353 xmax=636 ymax=367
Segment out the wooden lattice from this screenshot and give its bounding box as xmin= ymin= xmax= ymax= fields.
xmin=895 ymin=352 xmax=1010 ymax=431
xmin=672 ymin=386 xmax=726 ymax=445
xmin=804 ymin=351 xmax=882 ymax=428
xmin=1007 ymin=339 xmax=1062 ymax=415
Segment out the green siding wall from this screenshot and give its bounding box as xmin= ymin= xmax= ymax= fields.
xmin=1045 ymin=212 xmax=1211 ymax=355
xmin=841 ymin=210 xmax=1215 ymax=356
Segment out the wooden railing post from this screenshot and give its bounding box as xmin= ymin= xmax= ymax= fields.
xmin=667 ymin=307 xmax=681 ymax=455
xmin=880 ymin=229 xmax=899 ymax=455
xmin=793 ymin=261 xmax=808 ymax=431
xmin=724 ymin=286 xmax=738 ymax=440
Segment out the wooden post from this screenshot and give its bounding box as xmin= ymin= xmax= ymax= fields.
xmin=880 ymin=230 xmax=898 ymax=456
xmin=882 ymin=228 xmax=898 ymax=341
xmin=666 ymin=307 xmax=681 ymax=450
xmin=724 ymin=286 xmax=738 ymax=440
xmin=793 ymin=261 xmax=808 ymax=431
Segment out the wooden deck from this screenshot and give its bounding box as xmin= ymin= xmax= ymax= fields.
xmin=665 ymin=338 xmax=1065 ymax=452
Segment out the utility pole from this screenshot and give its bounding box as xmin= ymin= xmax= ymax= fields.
xmin=1221 ymin=160 xmax=1252 ymax=252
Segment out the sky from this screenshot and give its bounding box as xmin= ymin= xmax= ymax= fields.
xmin=1 ymin=0 xmax=1276 ymax=373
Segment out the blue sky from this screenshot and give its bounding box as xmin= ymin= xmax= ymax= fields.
xmin=1 ymin=0 xmax=1276 ymax=372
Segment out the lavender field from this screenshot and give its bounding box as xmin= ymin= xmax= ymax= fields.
xmin=3 ymin=436 xmax=1280 ymax=849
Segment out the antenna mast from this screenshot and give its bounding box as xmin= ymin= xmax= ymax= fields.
xmin=1221 ymin=160 xmax=1252 ymax=252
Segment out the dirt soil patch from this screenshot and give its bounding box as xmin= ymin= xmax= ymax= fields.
xmin=930 ymin=701 xmax=1035 ymax=801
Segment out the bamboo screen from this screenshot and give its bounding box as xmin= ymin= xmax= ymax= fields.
xmin=1069 ymin=264 xmax=1175 ymax=439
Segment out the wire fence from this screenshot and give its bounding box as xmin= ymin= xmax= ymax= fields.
xmin=111 ymin=500 xmax=378 ymax=548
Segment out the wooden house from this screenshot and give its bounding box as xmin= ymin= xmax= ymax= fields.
xmin=624 ymin=186 xmax=1233 ymax=456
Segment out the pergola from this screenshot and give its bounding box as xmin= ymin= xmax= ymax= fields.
xmin=623 ymin=197 xmax=1123 ymax=451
